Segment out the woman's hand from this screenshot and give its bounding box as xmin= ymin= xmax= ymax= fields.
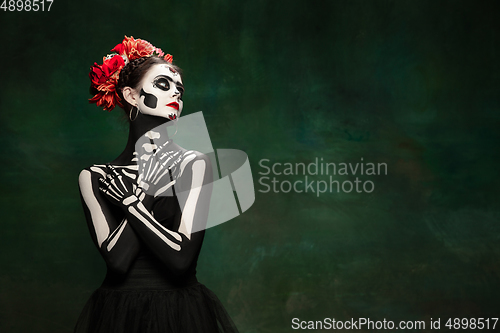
xmin=99 ymin=165 xmax=144 ymax=209
xmin=136 ymin=139 xmax=180 ymax=197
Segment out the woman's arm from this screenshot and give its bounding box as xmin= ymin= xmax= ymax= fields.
xmin=79 ymin=166 xmax=142 ymax=274
xmin=99 ymin=154 xmax=213 ymax=276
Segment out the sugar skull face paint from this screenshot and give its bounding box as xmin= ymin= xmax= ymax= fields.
xmin=137 ymin=63 xmax=184 ymax=120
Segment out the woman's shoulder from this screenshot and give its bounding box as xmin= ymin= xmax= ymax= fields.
xmin=179 ymin=151 xmax=213 ymax=183
xmin=79 ymin=163 xmax=108 ymax=178
xmin=184 ymin=149 xmax=208 ymax=159
xmin=78 ymin=164 xmax=109 ymax=190
xmin=179 ymin=150 xmax=212 ymax=168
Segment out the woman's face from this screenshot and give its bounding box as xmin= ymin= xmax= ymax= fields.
xmin=136 ymin=63 xmax=184 ymax=120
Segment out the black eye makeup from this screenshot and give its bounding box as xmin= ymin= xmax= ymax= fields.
xmin=153 ymin=77 xmax=170 ymax=91
xmin=152 ymin=75 xmax=184 ymax=100
xmin=177 ymin=86 xmax=184 ymax=100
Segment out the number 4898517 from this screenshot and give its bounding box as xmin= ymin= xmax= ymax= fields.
xmin=445 ymin=318 xmax=498 ymax=330
xmin=1 ymin=0 xmax=54 ymax=11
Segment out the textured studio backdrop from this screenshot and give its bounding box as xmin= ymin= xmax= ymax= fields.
xmin=1 ymin=0 xmax=499 ymax=332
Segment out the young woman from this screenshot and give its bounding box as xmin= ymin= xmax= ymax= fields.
xmin=74 ymin=36 xmax=239 ymax=333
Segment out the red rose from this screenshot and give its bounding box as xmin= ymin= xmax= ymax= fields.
xmin=105 ymin=54 xmax=125 ymax=75
xmin=89 ymin=55 xmax=124 ymax=88
xmin=89 ymin=62 xmax=107 ymax=86
xmin=88 ymin=55 xmax=124 ymax=111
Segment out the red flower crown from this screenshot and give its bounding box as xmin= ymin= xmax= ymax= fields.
xmin=89 ymin=36 xmax=173 ymax=111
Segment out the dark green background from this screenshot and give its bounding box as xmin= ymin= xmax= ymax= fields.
xmin=1 ymin=0 xmax=499 ymax=332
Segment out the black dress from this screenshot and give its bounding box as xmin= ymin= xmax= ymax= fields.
xmin=74 ymin=193 xmax=239 ymax=333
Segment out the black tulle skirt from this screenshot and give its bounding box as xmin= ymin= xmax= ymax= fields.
xmin=74 ymin=283 xmax=239 ymax=333
xmin=74 ymin=254 xmax=239 ymax=333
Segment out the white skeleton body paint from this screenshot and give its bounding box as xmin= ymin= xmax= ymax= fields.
xmin=79 ymin=128 xmax=212 ymax=275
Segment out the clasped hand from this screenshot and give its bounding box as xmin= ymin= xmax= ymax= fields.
xmin=99 ymin=165 xmax=144 ymax=208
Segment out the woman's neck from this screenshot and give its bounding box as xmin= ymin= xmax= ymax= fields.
xmin=113 ymin=113 xmax=172 ymax=165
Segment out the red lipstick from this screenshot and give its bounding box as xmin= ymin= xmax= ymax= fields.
xmin=167 ymin=102 xmax=179 ymax=110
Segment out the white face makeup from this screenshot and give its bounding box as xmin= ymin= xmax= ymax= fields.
xmin=136 ymin=63 xmax=184 ymax=120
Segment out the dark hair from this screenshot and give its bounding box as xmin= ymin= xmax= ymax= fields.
xmin=116 ymin=57 xmax=182 ymax=113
